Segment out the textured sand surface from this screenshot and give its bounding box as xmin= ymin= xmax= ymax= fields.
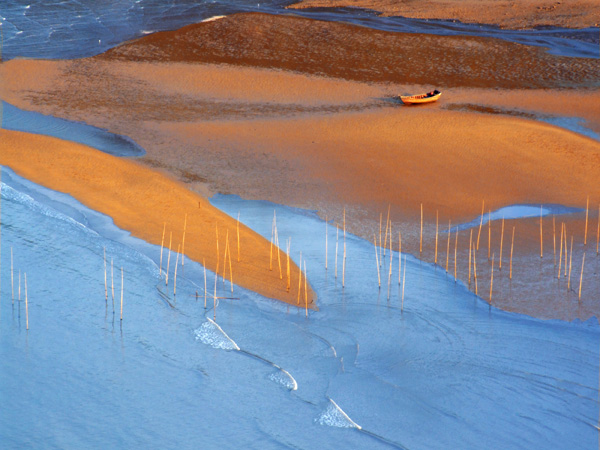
xmin=288 ymin=0 xmax=600 ymax=29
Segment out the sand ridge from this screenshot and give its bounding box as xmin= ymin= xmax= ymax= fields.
xmin=97 ymin=13 xmax=600 ymax=89
xmin=0 ymin=129 xmax=316 ymax=309
xmin=288 ymin=0 xmax=600 ymax=29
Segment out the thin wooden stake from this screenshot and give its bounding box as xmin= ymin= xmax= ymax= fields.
xmin=473 ymin=243 xmax=478 ymax=296
xmin=174 ymin=244 xmax=180 ymax=296
xmin=387 ymin=227 xmax=393 ymax=290
xmin=181 ymin=213 xmax=187 ymax=267
xmin=297 ymin=252 xmax=303 ymax=304
xmin=578 ymin=252 xmax=586 ymax=300
xmin=384 ymin=204 xmax=390 ymax=257
xmin=563 ymin=223 xmax=568 ymax=277
xmin=476 ymin=200 xmax=484 ymax=250
xmin=568 ymin=236 xmax=573 ymax=291
xmin=213 ymin=269 xmax=217 ymax=321
xmin=166 ymin=231 xmax=172 ymax=286
xmin=214 ymin=230 xmax=220 ymax=311
xmin=304 ymin=261 xmax=308 ymax=317
xmin=488 ymin=210 xmax=491 ymax=260
xmin=454 ymin=228 xmax=458 ymax=282
xmin=203 ymin=258 xmax=207 ymax=308
xmin=558 ymin=222 xmax=563 ymax=279
xmin=222 ymin=230 xmax=228 ymax=285
xmin=111 ymin=258 xmax=115 ymax=310
xmin=25 ymin=273 xmax=29 ymax=330
xmin=374 ymin=235 xmax=381 ymax=289
xmin=435 ymin=210 xmax=439 ymax=265
xmin=540 ymin=205 xmax=543 ymax=259
xmin=553 ymin=216 xmax=556 ymax=267
xmin=227 ymin=233 xmax=234 ymax=293
xmin=584 ymin=196 xmax=589 ymax=246
xmin=215 ymin=225 xmax=220 ymax=277
xmin=103 ymin=247 xmax=108 ymax=302
xmin=446 ymin=220 xmax=451 ymax=272
xmin=379 ymin=212 xmax=383 ymax=266
xmin=499 ymin=217 xmax=505 ymax=270
xmin=237 ymin=212 xmax=240 ymax=262
xmin=420 ymin=203 xmax=423 ymax=257
xmin=286 ymin=238 xmax=291 ymax=292
xmin=510 ymin=226 xmax=515 ymax=280
xmin=120 ymin=267 xmax=124 ymax=320
xmin=270 ymin=212 xmax=274 ymax=271
xmin=468 ymin=229 xmax=472 ymax=285
xmin=489 ymin=252 xmax=495 ymax=304
xmin=398 ymin=231 xmax=402 ymax=285
xmin=275 ymin=222 xmax=283 ymax=280
xmin=335 ymin=225 xmax=339 ymax=278
xmin=159 ymin=222 xmax=165 ymax=276
xmin=401 ymin=255 xmax=407 ymax=310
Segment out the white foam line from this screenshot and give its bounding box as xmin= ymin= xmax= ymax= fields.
xmin=201 ymin=15 xmax=226 ymax=23
xmin=206 ymin=317 xmax=240 ymax=351
xmin=273 ymin=363 xmax=298 ymax=391
xmin=205 ymin=315 xmax=297 ymax=390
xmin=329 ymin=397 xmax=362 ymax=430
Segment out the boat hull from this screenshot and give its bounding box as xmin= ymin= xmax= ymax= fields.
xmin=400 ymin=92 xmax=442 ymax=104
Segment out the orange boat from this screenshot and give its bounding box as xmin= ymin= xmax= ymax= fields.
xmin=400 ymin=90 xmax=442 ymax=105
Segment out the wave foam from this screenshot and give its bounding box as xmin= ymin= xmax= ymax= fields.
xmin=317 ymin=398 xmax=361 ymax=429
xmin=194 ymin=319 xmax=239 ymax=351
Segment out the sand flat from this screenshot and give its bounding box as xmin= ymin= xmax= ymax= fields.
xmin=96 ymin=13 xmax=600 ymax=89
xmin=1 ymin=12 xmax=599 ymax=318
xmin=288 ymin=0 xmax=600 ymax=29
xmin=0 ymin=129 xmax=314 ymax=307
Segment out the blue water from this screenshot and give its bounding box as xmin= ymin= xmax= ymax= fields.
xmin=1 ymin=172 xmax=598 ymax=448
xmin=1 ymin=101 xmax=145 ymax=157
xmin=455 ymin=204 xmax=584 ymax=232
xmin=542 ymin=116 xmax=600 ymax=141
xmin=0 ymin=0 xmax=597 ymax=61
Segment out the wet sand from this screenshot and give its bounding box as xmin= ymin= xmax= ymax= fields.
xmin=97 ymin=13 xmax=600 ymax=89
xmin=288 ymin=0 xmax=600 ymax=29
xmin=0 ymin=129 xmax=314 ymax=308
xmin=1 ymin=13 xmax=599 ymax=318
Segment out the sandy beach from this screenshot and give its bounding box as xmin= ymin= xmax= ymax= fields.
xmin=288 ymin=0 xmax=600 ymax=29
xmin=0 ymin=129 xmax=314 ymax=308
xmin=1 ymin=12 xmax=599 ymax=318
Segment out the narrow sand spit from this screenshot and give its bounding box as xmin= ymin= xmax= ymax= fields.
xmin=287 ymin=0 xmax=600 ymax=29
xmin=0 ymin=129 xmax=315 ymax=308
xmin=1 ymin=12 xmax=599 ymax=318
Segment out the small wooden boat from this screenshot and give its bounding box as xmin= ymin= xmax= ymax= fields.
xmin=400 ymin=90 xmax=442 ymax=105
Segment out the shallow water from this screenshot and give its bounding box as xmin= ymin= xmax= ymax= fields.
xmin=445 ymin=103 xmax=600 ymax=143
xmin=0 ymin=1 xmax=597 ymax=60
xmin=1 ymin=101 xmax=145 ymax=157
xmin=455 ymin=203 xmax=583 ymax=231
xmin=1 ymin=171 xmax=598 ymax=448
